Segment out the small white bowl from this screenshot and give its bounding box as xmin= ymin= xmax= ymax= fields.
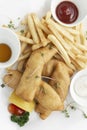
xmin=0 ymin=27 xmax=20 ymax=68
xmin=70 ymin=69 xmax=87 ymax=107
xmin=51 ymin=0 xmax=87 ymax=27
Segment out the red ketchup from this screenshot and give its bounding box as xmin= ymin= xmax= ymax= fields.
xmin=56 ymin=1 xmax=79 ymax=24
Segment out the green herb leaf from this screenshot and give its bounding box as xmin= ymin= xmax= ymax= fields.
xmin=35 ymin=75 xmax=39 ymax=79
xmin=70 ymin=105 xmax=76 ymax=110
xmin=8 ymin=20 xmax=15 ymax=29
xmin=11 ymin=112 xmax=30 ymax=127
xmin=83 ymin=113 xmax=87 ymax=118
xmin=48 ymin=44 xmax=53 ymax=50
xmin=40 ymin=53 xmax=44 ymax=57
xmin=0 ymin=84 xmax=5 ymax=88
xmin=20 ymin=30 xmax=24 ymax=34
xmin=62 ymin=109 xmax=70 ymax=118
xmin=18 ymin=17 xmax=20 ymax=20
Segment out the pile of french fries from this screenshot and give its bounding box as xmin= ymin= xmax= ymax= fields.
xmin=14 ymin=11 xmax=87 ymax=71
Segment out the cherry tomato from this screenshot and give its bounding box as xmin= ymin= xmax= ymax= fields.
xmin=8 ymin=103 xmax=25 ymax=116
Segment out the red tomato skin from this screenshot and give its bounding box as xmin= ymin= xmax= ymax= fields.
xmin=8 ymin=103 xmax=25 ymax=115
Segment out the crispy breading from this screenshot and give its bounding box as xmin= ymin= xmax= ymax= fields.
xmin=15 ymin=45 xmax=57 ymax=101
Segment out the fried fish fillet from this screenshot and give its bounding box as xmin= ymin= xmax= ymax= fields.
xmin=35 ymin=81 xmax=63 ymax=110
xmin=49 ymin=61 xmax=71 ymax=101
xmin=35 ymin=103 xmax=51 ymax=120
xmin=15 ymin=44 xmax=57 ymax=101
xmin=3 ymin=70 xmax=22 ymax=89
xmin=36 ymin=60 xmax=72 ymax=119
xmin=42 ymin=59 xmax=58 ymax=76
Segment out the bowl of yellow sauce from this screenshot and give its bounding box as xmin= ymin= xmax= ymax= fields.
xmin=0 ymin=27 xmax=20 ymax=68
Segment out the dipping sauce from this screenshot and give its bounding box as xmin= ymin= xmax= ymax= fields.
xmin=56 ymin=1 xmax=79 ymax=24
xmin=0 ymin=43 xmax=12 ymax=62
xmin=74 ymin=76 xmax=87 ymax=97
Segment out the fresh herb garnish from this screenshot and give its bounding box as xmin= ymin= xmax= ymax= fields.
xmin=20 ymin=30 xmax=24 ymax=34
xmin=8 ymin=20 xmax=15 ymax=29
xmin=0 ymin=83 xmax=5 ymax=88
xmin=40 ymin=53 xmax=44 ymax=57
xmin=83 ymin=113 xmax=87 ymax=118
xmin=35 ymin=75 xmax=39 ymax=79
xmin=62 ymin=109 xmax=70 ymax=118
xmin=17 ymin=17 xmax=20 ymax=20
xmin=70 ymin=105 xmax=76 ymax=110
xmin=11 ymin=112 xmax=30 ymax=127
xmin=54 ymin=82 xmax=60 ymax=89
xmin=48 ymin=44 xmax=53 ymax=50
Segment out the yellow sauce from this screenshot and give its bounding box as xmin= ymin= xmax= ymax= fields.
xmin=0 ymin=43 xmax=12 ymax=62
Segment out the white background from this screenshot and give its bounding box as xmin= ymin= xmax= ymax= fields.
xmin=0 ymin=0 xmax=87 ymax=130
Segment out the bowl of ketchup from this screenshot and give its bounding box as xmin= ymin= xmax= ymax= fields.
xmin=51 ymin=0 xmax=87 ymax=27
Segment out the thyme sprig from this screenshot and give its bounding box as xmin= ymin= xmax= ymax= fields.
xmin=83 ymin=113 xmax=87 ymax=118
xmin=62 ymin=109 xmax=70 ymax=118
xmin=0 ymin=83 xmax=5 ymax=88
xmin=62 ymin=101 xmax=87 ymax=119
xmin=8 ymin=20 xmax=15 ymax=29
xmin=62 ymin=102 xmax=76 ymax=118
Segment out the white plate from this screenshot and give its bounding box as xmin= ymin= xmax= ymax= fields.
xmin=0 ymin=0 xmax=87 ymax=130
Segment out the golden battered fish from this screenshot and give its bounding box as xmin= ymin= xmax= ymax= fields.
xmin=15 ymin=44 xmax=57 ymax=101
xmin=35 ymin=81 xmax=63 ymax=110
xmin=49 ymin=61 xmax=71 ymax=101
xmin=3 ymin=70 xmax=22 ymax=89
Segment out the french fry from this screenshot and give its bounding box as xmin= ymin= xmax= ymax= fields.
xmin=18 ymin=34 xmax=34 ymax=44
xmin=71 ymin=58 xmax=80 ymax=70
xmin=23 ymin=46 xmax=32 ymax=54
xmin=54 ymin=54 xmax=64 ymax=62
xmin=80 ymin=23 xmax=85 ymax=44
xmin=26 ymin=31 xmax=31 ymax=38
xmin=48 ymin=24 xmax=71 ymax=50
xmin=17 ymin=59 xmax=26 ymax=72
xmin=76 ymin=55 xmax=87 ymax=62
xmin=75 ymin=24 xmax=81 ymax=44
xmin=20 ymin=32 xmax=30 ymax=54
xmin=46 ymin=19 xmax=74 ymax=42
xmin=32 ymin=14 xmax=50 ymax=46
xmin=32 ymin=44 xmax=43 ymax=50
xmin=28 ymin=14 xmax=40 ymax=44
xmin=64 ymin=27 xmax=80 ymax=35
xmin=75 ymin=43 xmax=87 ymax=51
xmin=45 ymin=11 xmax=52 ymax=21
xmin=18 ymin=52 xmax=30 ymax=61
xmin=21 ymin=15 xmax=28 ymax=25
xmin=41 ymin=18 xmax=46 ymax=26
xmin=36 ymin=18 xmax=51 ymax=35
xmin=76 ymin=60 xmax=86 ymax=69
xmin=21 ymin=42 xmax=28 ymax=54
xmin=67 ymin=50 xmax=75 ymax=60
xmin=48 ymin=34 xmax=71 ymax=66
xmin=70 ymin=45 xmax=81 ymax=55
xmin=16 ymin=31 xmax=25 ymax=36
xmin=64 ymin=38 xmax=82 ymax=55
